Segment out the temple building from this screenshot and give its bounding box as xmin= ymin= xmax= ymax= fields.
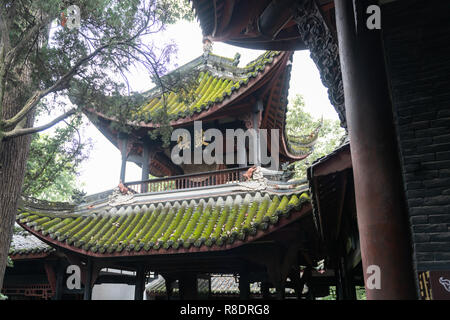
xmin=4 ymin=0 xmax=448 ymax=301
xmin=189 ymin=0 xmax=450 ymax=299
xmin=3 ymin=50 xmax=334 ymax=300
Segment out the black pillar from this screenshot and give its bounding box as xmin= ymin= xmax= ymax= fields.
xmin=135 ymin=266 xmax=146 ymax=300
xmin=334 ymin=0 xmax=417 ymax=299
xmin=165 ymin=277 xmax=174 ymax=300
xmin=179 ymin=273 xmax=198 ymax=300
xmin=83 ymin=258 xmax=93 ymax=300
xmin=335 ymin=260 xmax=344 ymax=300
xmin=239 ymin=272 xmax=250 ymax=300
xmin=54 ymin=263 xmax=64 ymax=300
xmin=261 ymin=281 xmax=270 ymax=299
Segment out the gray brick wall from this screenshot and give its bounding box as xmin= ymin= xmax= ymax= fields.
xmin=383 ymin=0 xmax=450 ymax=271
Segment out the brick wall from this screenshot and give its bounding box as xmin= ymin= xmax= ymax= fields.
xmin=383 ymin=0 xmax=450 ymax=271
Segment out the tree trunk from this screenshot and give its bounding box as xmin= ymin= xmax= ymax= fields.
xmin=0 ymin=66 xmax=35 ymax=290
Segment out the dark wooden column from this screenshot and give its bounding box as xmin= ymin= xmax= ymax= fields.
xmin=334 ymin=0 xmax=417 ymax=299
xmin=335 ymin=259 xmax=345 ymax=300
xmin=141 ymin=144 xmax=150 ymax=181
xmin=54 ymin=263 xmax=64 ymax=300
xmin=239 ymin=272 xmax=250 ymax=300
xmin=141 ymin=144 xmax=151 ymax=193
xmin=164 ymin=276 xmax=174 ymax=300
xmin=134 ymin=266 xmax=146 ymax=300
xmin=261 ymin=281 xmax=270 ymax=299
xmin=179 ymin=273 xmax=198 ymax=300
xmin=118 ymin=133 xmax=128 ymax=183
xmin=83 ymin=258 xmax=93 ymax=300
xmin=252 ymin=99 xmax=263 ymax=166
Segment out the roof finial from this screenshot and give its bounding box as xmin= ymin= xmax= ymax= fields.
xmin=232 ymin=52 xmax=241 ymax=66
xmin=202 ymin=38 xmax=213 ymax=57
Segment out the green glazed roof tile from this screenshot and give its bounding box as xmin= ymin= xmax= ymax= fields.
xmin=9 ymin=225 xmax=54 ymax=257
xmin=17 ymin=191 xmax=309 ymax=256
xmin=134 ymin=51 xmax=282 ymax=123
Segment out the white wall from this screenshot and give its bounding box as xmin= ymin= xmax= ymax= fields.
xmin=92 ymin=283 xmax=136 ymax=300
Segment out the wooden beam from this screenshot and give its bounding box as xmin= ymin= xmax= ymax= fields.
xmin=134 ymin=266 xmax=146 ymax=300
xmin=335 ymin=172 xmax=348 ymax=241
xmin=83 ymin=258 xmax=93 ymax=300
xmin=44 ymin=263 xmax=57 ymax=297
xmin=54 ymin=263 xmax=64 ymax=300
xmin=214 ymin=0 xmax=235 ymax=36
xmin=311 ymin=145 xmax=351 ymax=177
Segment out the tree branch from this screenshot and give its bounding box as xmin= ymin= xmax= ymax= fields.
xmin=1 ymin=3 xmax=164 ymax=134
xmin=5 ymin=15 xmax=52 ymax=68
xmin=2 ymin=108 xmax=77 ymax=140
xmin=1 ymin=39 xmax=120 ymax=129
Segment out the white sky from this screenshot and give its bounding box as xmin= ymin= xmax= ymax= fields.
xmin=40 ymin=20 xmax=339 ymax=195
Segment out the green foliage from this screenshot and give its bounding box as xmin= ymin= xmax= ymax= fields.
xmin=23 ymin=116 xmax=89 ymax=202
xmin=285 ymin=94 xmax=346 ymax=179
xmin=318 ymin=286 xmax=366 ymax=300
xmin=6 ymin=256 xmax=13 ymax=268
xmin=1 ymin=0 xmax=198 ymax=152
xmin=159 ymin=0 xmax=195 ymax=24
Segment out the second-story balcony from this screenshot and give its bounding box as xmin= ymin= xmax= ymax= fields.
xmin=123 ymin=166 xmax=252 ymax=194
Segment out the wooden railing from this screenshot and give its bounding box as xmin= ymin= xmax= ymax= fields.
xmin=124 ymin=166 xmax=252 ymax=194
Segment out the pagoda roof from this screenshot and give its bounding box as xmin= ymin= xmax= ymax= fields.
xmin=86 ymin=50 xmax=287 ymax=127
xmin=137 ymin=51 xmax=282 ymax=123
xmin=190 ymin=0 xmax=347 ymax=130
xmin=84 ymin=49 xmax=319 ymax=166
xmin=9 ymin=225 xmax=54 ymax=259
xmin=16 ymin=180 xmax=311 ymax=258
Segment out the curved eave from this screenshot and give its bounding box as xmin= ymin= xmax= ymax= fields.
xmin=280 ymin=134 xmax=311 ymax=161
xmin=9 ymin=251 xmax=53 ymax=261
xmin=18 ymin=203 xmax=311 ymax=258
xmin=224 ymin=38 xmax=307 ymax=51
xmin=83 ymin=51 xmax=291 ymax=130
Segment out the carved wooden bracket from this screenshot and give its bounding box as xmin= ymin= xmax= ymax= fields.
xmin=293 ymin=0 xmax=346 ymax=129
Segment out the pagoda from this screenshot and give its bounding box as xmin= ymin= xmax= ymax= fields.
xmin=8 ymin=49 xmax=325 ymax=300
xmin=82 ymin=47 xmax=318 ymax=184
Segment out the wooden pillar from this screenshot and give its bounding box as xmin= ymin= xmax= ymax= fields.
xmin=339 ymin=255 xmax=356 ymax=300
xmin=134 ymin=266 xmax=146 ymax=300
xmin=334 ymin=0 xmax=417 ymax=299
xmin=252 ymin=99 xmax=263 ymax=166
xmin=179 ymin=273 xmax=198 ymax=300
xmin=54 ymin=263 xmax=64 ymax=300
xmin=141 ymin=144 xmax=150 ymax=192
xmin=261 ymin=281 xmax=270 ymax=299
xmin=239 ymin=272 xmax=250 ymax=300
xmin=83 ymin=258 xmax=93 ymax=300
xmin=276 ymin=282 xmax=285 ymax=300
xmin=118 ymin=133 xmax=128 ymax=183
xmin=164 ymin=277 xmax=174 ymax=300
xmin=335 ymin=260 xmax=344 ymax=300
